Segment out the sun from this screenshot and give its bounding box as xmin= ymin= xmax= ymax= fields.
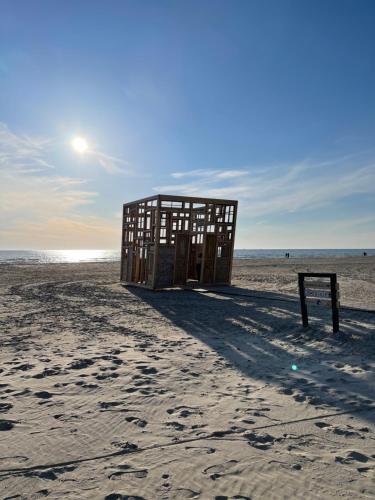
xmin=72 ymin=136 xmax=88 ymax=153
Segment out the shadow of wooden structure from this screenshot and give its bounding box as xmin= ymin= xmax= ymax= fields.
xmin=120 ymin=194 xmax=238 ymax=289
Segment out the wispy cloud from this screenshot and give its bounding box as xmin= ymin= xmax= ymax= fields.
xmin=0 ymin=174 xmax=96 ymax=223
xmin=0 ymin=122 xmax=54 ymax=174
xmin=155 ymin=158 xmax=375 ymax=217
xmin=0 ymin=121 xmax=130 ymax=175
xmin=171 ymin=168 xmax=248 ymax=179
xmin=90 ymin=150 xmax=130 ymax=175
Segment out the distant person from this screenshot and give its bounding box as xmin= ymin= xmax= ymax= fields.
xmin=363 ymin=251 xmax=367 ymax=256
xmin=285 ymin=252 xmax=290 ymax=259
xmin=196 ymin=253 xmax=202 ymax=280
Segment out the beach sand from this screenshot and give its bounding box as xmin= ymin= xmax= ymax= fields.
xmin=0 ymin=257 xmax=374 ymax=499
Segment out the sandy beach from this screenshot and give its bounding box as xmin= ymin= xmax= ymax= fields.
xmin=0 ymin=257 xmax=374 ymax=499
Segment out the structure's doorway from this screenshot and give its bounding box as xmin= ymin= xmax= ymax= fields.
xmin=203 ymin=233 xmax=217 ymax=283
xmin=127 ymin=249 xmax=133 ymax=282
xmin=174 ymin=234 xmax=189 ymax=285
xmin=188 ymin=239 xmax=204 ymax=283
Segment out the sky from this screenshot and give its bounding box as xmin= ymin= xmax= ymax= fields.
xmin=0 ymin=0 xmax=374 ymax=249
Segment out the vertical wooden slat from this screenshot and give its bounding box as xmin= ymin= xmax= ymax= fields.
xmin=152 ymin=195 xmax=161 ymax=289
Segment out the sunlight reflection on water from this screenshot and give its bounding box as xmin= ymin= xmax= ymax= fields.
xmin=0 ymin=249 xmax=121 ymax=264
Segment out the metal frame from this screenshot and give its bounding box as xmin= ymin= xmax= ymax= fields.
xmin=121 ymin=194 xmax=238 ymax=289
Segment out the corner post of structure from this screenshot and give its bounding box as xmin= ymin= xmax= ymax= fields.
xmin=229 ymin=200 xmax=238 ymax=285
xmin=120 ymin=204 xmax=125 ymax=281
xmin=151 ymin=195 xmax=161 ymax=289
xmin=298 ymin=273 xmax=308 ymax=327
xmin=200 ymin=201 xmax=209 ymax=284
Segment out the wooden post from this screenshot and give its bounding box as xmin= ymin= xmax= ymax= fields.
xmin=152 ymin=195 xmax=161 ymax=289
xmin=120 ymin=204 xmax=125 ymax=281
xmin=298 ymin=274 xmax=308 ymax=327
xmin=331 ymin=274 xmax=340 ymax=333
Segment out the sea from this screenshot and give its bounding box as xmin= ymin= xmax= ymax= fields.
xmin=0 ymin=249 xmax=374 ymax=264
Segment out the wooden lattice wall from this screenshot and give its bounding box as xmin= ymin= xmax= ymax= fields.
xmin=121 ymin=195 xmax=238 ymax=289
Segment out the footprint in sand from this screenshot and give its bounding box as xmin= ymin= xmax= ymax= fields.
xmin=96 ymin=373 xmax=119 ymax=380
xmin=165 ymin=421 xmax=186 ymax=431
xmin=15 ymin=363 xmax=35 ymax=371
xmin=82 ymin=383 xmax=99 ymax=389
xmin=124 ymin=387 xmax=138 ymax=393
xmin=315 ymin=421 xmax=363 ymax=437
xmin=24 ymin=465 xmax=76 ymax=480
xmin=315 ymin=421 xmax=330 ymax=429
xmin=108 ymin=466 xmax=148 ymax=480
xmin=215 ymin=496 xmax=251 ymax=500
xmin=172 ymin=488 xmax=200 ymax=499
xmin=239 ymin=417 xmax=256 ymax=425
xmin=167 ymin=406 xmax=203 ymax=418
xmin=279 ymin=388 xmax=294 ymax=395
xmin=185 ymin=445 xmax=216 ymax=454
xmin=336 ymin=450 xmax=371 ymax=464
xmin=32 ymin=367 xmax=62 ymax=378
xmin=99 ymin=401 xmax=123 ymax=410
xmin=104 ymin=495 xmax=145 ymax=500
xmin=293 ymin=394 xmax=307 ymax=403
xmin=202 ymin=460 xmax=242 ymax=481
xmin=34 ymin=391 xmax=53 ymax=399
xmin=137 ymin=366 xmax=157 ymax=375
xmin=245 ymin=431 xmax=277 ymax=450
xmin=0 ymin=403 xmax=12 ymax=413
xmin=332 ymin=427 xmax=362 ymax=437
xmin=125 ymin=416 xmax=147 ymax=428
xmin=0 ymin=419 xmax=14 ymax=431
xmin=69 ymin=358 xmax=95 ymax=369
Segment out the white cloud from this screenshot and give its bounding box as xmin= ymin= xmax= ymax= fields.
xmin=156 ymin=158 xmax=375 ymax=218
xmin=87 ymin=150 xmax=131 ymax=175
xmin=171 ymin=168 xmax=248 ymax=179
xmin=0 ymin=122 xmax=53 ymax=174
xmin=0 ymin=121 xmax=130 ymax=175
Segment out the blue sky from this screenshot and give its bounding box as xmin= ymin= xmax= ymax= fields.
xmin=0 ymin=0 xmax=374 ymax=249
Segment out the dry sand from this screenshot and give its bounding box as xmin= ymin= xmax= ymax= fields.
xmin=0 ymin=257 xmax=374 ymax=499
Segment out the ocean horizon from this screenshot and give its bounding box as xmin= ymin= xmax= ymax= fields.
xmin=0 ymin=248 xmax=374 ymax=264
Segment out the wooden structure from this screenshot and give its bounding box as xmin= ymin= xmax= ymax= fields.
xmin=121 ymin=194 xmax=238 ymax=289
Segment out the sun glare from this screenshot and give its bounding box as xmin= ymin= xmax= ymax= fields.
xmin=72 ymin=136 xmax=88 ymax=153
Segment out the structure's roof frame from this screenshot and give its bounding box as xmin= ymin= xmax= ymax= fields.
xmin=123 ymin=194 xmax=238 ymax=208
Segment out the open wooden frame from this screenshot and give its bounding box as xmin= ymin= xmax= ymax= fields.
xmin=120 ymin=194 xmax=238 ymax=289
xmin=298 ymin=273 xmax=340 ymax=333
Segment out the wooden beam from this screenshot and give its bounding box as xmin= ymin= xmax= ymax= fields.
xmin=158 ymin=194 xmax=238 ymax=205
